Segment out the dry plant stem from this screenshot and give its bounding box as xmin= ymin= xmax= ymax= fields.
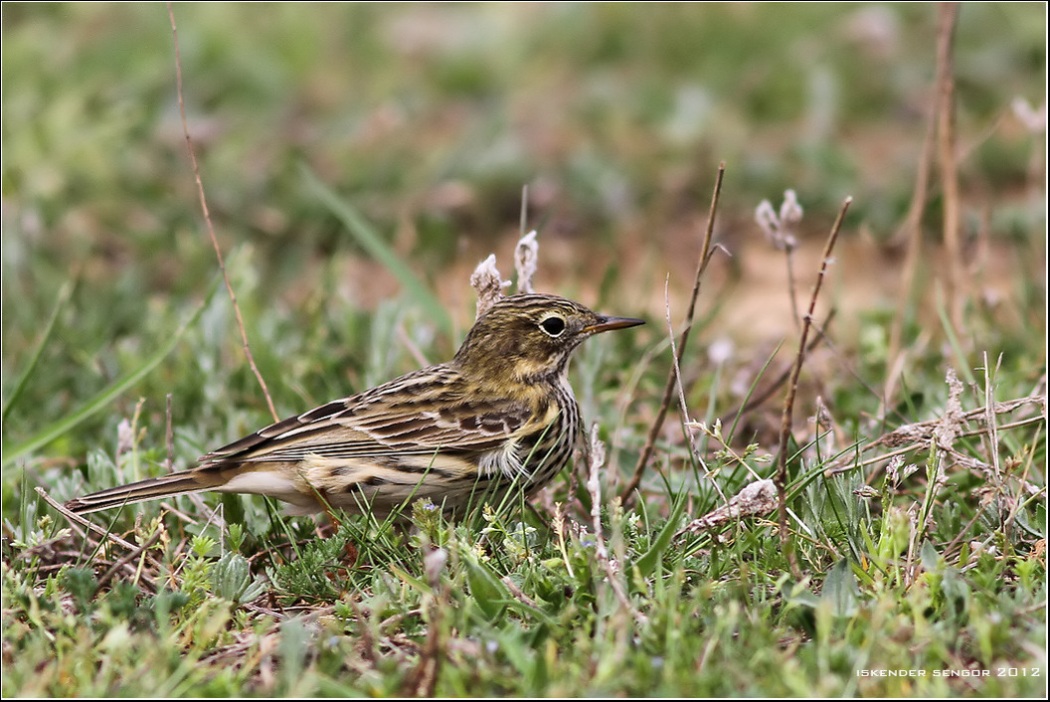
xmin=396 ymin=323 xmax=431 ymax=369
xmin=853 ymin=394 xmax=1040 ymax=450
xmin=35 ymin=487 xmax=159 ymax=589
xmin=409 ymin=598 xmax=443 ymax=696
xmin=96 ymin=529 xmax=162 ymax=590
xmin=784 ymin=248 xmax=801 ymax=334
xmin=887 ymin=91 xmax=937 ymax=381
xmin=775 ymin=197 xmax=851 ymax=580
xmin=676 ymin=479 xmax=777 ymax=538
xmin=501 ymin=575 xmax=540 ymax=609
xmin=936 ymin=2 xmax=963 ymax=331
xmin=886 ymin=6 xmax=947 ymax=406
xmin=587 ymin=428 xmax=647 ymax=626
xmin=725 ymin=309 xmax=836 ymax=420
xmin=903 ymin=518 xmax=921 ymax=588
xmin=470 ymin=254 xmax=509 ymax=318
xmin=621 ymin=163 xmax=725 ymax=506
xmin=520 ymin=184 xmax=529 ymax=235
xmin=983 ymin=352 xmax=1003 ymax=485
xmin=164 ymin=393 xmax=174 ymax=472
xmin=823 ymin=411 xmax=1044 ymax=486
xmin=345 ymin=598 xmax=378 ymax=665
xmin=664 ymin=278 xmax=727 ymax=503
xmin=514 ymin=231 xmax=539 ymax=294
xmin=166 ymin=3 xmax=279 ymax=423
xmin=947 ymin=509 xmax=997 ymax=567
xmin=36 ymin=487 xmax=139 ymax=552
xmin=155 ymin=501 xmax=198 ymax=525
xmin=688 ymin=423 xmax=762 ymax=481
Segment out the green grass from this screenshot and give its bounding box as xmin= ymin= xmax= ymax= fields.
xmin=2 ymin=3 xmax=1046 ymax=697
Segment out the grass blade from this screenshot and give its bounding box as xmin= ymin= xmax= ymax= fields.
xmin=301 ymin=165 xmax=452 ymax=335
xmin=2 ymin=288 xmax=213 ymax=468
xmin=633 ymin=487 xmax=689 ymax=578
xmin=2 ymin=279 xmax=75 ymax=425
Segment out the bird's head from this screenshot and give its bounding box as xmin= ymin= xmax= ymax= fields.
xmin=454 ymin=293 xmax=644 ymax=382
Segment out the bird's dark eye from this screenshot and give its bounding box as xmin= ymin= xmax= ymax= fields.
xmin=539 ymin=315 xmax=567 ymax=337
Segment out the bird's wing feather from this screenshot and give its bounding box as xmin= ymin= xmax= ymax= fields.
xmin=198 ymin=365 xmax=532 ymax=466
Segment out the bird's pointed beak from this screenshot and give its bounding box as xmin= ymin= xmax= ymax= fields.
xmin=583 ymin=315 xmax=646 ymax=334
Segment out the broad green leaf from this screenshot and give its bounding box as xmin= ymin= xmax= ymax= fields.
xmin=465 ymin=558 xmax=508 ymax=621
xmin=821 ymin=558 xmax=860 ymax=617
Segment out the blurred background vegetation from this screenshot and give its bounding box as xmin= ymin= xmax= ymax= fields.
xmin=3 ymin=0 xmax=1045 ymax=478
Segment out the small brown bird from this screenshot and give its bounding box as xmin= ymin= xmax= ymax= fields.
xmin=65 ymin=293 xmax=643 ymax=517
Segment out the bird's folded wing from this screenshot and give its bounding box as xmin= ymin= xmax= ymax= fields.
xmin=199 ymin=372 xmax=532 ymax=467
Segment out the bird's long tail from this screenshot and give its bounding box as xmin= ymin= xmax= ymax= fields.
xmin=64 ymin=471 xmax=223 ymax=514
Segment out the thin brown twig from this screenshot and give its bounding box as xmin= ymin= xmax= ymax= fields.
xmin=621 ymin=163 xmax=725 ymax=506
xmin=407 ymin=569 xmax=445 ymax=696
xmin=344 ymin=597 xmax=379 ymax=665
xmin=520 ymin=183 xmax=529 ymax=235
xmin=876 ymin=394 xmax=1042 ymax=446
xmin=723 ymin=309 xmax=836 ymax=421
xmin=164 ymin=393 xmax=174 ymax=472
xmin=944 ymin=508 xmax=996 ymax=569
xmin=887 ymin=88 xmax=937 ymax=376
xmin=785 ymin=248 xmax=801 ymax=335
xmin=36 ymin=487 xmax=139 ymax=552
xmin=935 ymin=2 xmax=963 ymax=331
xmin=823 ymin=394 xmax=1044 ymax=479
xmin=664 ymin=277 xmax=727 ymax=503
xmin=501 ymin=575 xmax=541 ymax=610
xmin=96 ymin=529 xmax=162 ymax=591
xmin=775 ymin=197 xmax=852 ymax=579
xmin=166 ymin=3 xmax=279 ymax=423
xmin=886 ymin=2 xmax=961 ymax=411
xmin=885 ymin=7 xmax=949 ymax=408
xmin=36 ymin=487 xmax=160 ymax=590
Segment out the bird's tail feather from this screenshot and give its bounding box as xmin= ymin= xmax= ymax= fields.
xmin=64 ymin=471 xmax=219 ymax=514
